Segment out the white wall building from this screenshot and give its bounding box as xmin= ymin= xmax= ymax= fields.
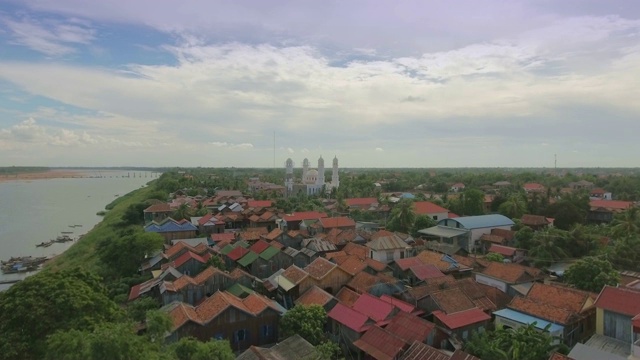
xmin=285 ymin=156 xmax=339 ymax=196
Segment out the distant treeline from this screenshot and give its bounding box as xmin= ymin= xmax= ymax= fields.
xmin=0 ymin=166 xmax=49 ymax=175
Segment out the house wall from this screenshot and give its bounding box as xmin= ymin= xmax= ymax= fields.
xmin=475 ymin=274 xmax=507 ymax=293
xmin=469 ymin=226 xmax=512 ymax=252
xmin=372 ymin=249 xmax=407 ymax=264
xmin=169 ymin=308 xmax=280 ymax=352
xmin=330 ymin=321 xmax=364 ymax=353
xmin=300 ymin=269 xmax=352 ymax=295
xmin=160 ymin=230 xmax=198 ymax=242
xmin=426 ymin=211 xmax=449 ymax=221
xmin=596 ymin=308 xmax=604 ymax=335
xmin=252 ymin=253 xmax=293 ymax=279
xmin=495 ymin=315 xmax=563 ymax=341
xmin=177 ymin=259 xmax=206 ymax=277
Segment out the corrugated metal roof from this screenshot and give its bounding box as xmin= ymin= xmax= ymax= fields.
xmin=494 ymin=308 xmax=564 ymax=333
xmin=274 ymin=275 xmax=296 ymax=291
xmin=259 ymin=246 xmax=280 ymax=260
xmin=438 ymin=214 xmax=514 ymax=229
xmin=419 ymin=226 xmax=469 ymax=238
xmin=366 ymin=232 xmax=409 ymax=251
xmin=237 ymin=251 xmax=259 ymax=267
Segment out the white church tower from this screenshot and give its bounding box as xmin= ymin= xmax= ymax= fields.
xmin=302 ymin=158 xmax=309 ymax=179
xmin=316 ymin=156 xmax=325 ymax=186
xmin=285 ymin=158 xmax=294 ymax=192
xmin=332 ymin=155 xmax=340 ymax=188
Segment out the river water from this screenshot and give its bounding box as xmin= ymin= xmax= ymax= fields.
xmin=0 ymin=170 xmax=158 ymax=290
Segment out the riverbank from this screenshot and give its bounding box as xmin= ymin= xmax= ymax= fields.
xmin=0 ymin=169 xmax=87 ymax=183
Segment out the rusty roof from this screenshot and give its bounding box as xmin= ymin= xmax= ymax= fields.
xmin=347 ymin=272 xmax=380 ymax=294
xmin=304 ymin=257 xmax=337 ymax=280
xmin=343 ymin=242 xmax=368 ymax=259
xmin=521 ymin=214 xmax=550 ymax=226
xmin=353 ymin=326 xmax=406 ymax=360
xmin=295 ymin=286 xmax=334 ymax=307
xmin=365 ymin=257 xmax=388 ymax=272
xmin=338 ymin=256 xmax=368 ymax=276
xmin=336 ymin=287 xmax=361 ymax=307
xmin=281 ymin=265 xmax=309 ymax=285
xmin=366 ymin=230 xmax=409 ymax=251
xmin=399 ymin=341 xmax=450 ymax=360
xmin=527 ymin=283 xmax=593 ymax=314
xmin=508 ymin=296 xmax=574 ymax=325
xmin=480 ymin=262 xmax=540 ymax=284
xmin=431 ymin=288 xmax=476 ymax=314
xmin=384 ymin=311 xmax=434 ymax=345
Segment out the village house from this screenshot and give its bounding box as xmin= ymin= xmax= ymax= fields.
xmin=523 ymin=183 xmax=545 ymax=193
xmin=161 ymin=250 xmax=211 ymax=276
xmin=366 ymin=230 xmax=411 ymax=263
xmin=236 ymin=334 xmax=317 ymax=360
xmin=520 ymin=214 xmax=552 ymax=230
xmin=143 ymin=203 xmax=173 ymax=224
xmin=346 ymin=271 xmax=403 ymax=297
xmin=295 ymin=285 xmax=337 ymax=312
xmin=475 ymin=261 xmax=543 ymax=296
xmin=196 ymin=213 xmax=226 ymax=235
xmin=420 ymin=214 xmax=515 ymax=254
xmin=299 ymin=257 xmax=352 ymax=295
xmin=277 ymin=211 xmax=328 ymax=231
xmin=414 ymin=201 xmax=452 ymax=221
xmin=144 ymin=218 xmax=198 ymax=243
xmin=450 ymin=183 xmax=465 ymax=193
xmin=128 ymin=267 xmax=183 ymax=302
xmin=163 ymin=290 xmax=285 ymax=351
xmin=432 ymin=307 xmax=491 ymax=350
xmin=345 ymin=197 xmax=379 ymax=211
xmin=160 ymin=266 xmax=233 ymax=306
xmin=248 ymin=211 xmax=278 ymax=231
xmin=594 ymin=285 xmax=640 ymax=346
xmin=400 ymin=342 xmax=480 ymax=360
xmin=588 ymin=199 xmax=634 ymax=223
xmin=487 ymin=244 xmax=525 ymax=263
xmin=494 ymin=283 xmax=597 ymax=347
xmin=589 ymin=188 xmax=612 ymax=200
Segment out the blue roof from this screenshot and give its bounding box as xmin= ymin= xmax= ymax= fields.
xmin=145 ymin=220 xmax=197 ymax=233
xmin=400 ymin=193 xmax=416 ymax=199
xmin=438 ymin=214 xmax=514 ymax=229
xmin=494 ymin=309 xmax=564 ymax=333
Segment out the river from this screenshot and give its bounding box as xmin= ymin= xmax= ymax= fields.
xmin=0 ymin=170 xmax=158 ymax=291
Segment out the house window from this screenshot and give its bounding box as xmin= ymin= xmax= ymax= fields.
xmin=214 ymin=333 xmax=224 ymax=340
xmin=462 ymin=330 xmax=469 ymax=340
xmin=370 ymin=251 xmax=374 ymax=258
xmin=386 ymin=251 xmax=395 ymax=262
xmin=433 ymin=216 xmax=438 ymax=220
xmin=262 ymin=325 xmax=273 ymax=337
xmin=229 ymin=311 xmax=235 ymax=323
xmin=235 ymin=329 xmax=248 ymax=342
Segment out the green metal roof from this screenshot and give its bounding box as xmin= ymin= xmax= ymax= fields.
xmin=235 ymin=240 xmax=250 ymax=248
xmin=226 ymin=283 xmax=254 ymax=298
xmin=220 ymin=244 xmax=236 ymax=255
xmin=259 ymin=246 xmax=280 ymax=260
xmin=237 ymin=251 xmax=259 ymax=267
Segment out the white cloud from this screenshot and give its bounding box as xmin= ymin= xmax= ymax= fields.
xmin=210 ymin=141 xmax=253 ymax=149
xmin=287 ymin=147 xmax=294 ymax=154
xmin=1 ymin=16 xmax=95 ymax=56
xmin=375 ymin=147 xmax=384 ymax=152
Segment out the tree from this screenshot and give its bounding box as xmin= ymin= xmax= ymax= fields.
xmin=607 ymin=236 xmax=640 ymax=272
xmin=386 ymin=199 xmax=416 ymax=233
xmin=280 ymin=305 xmax=327 ymax=346
xmin=122 ymin=201 xmax=150 ymax=225
xmin=464 ymin=323 xmax=568 ymax=360
xmin=544 ymin=194 xmax=589 ymax=230
xmin=145 ymin=310 xmax=173 ymax=344
xmin=498 ymin=194 xmax=528 ymax=219
xmin=127 ymin=297 xmax=160 ymax=323
xmin=486 ymin=253 xmax=505 ymax=263
xmin=171 ymin=337 xmax=234 ymax=360
xmin=514 ymin=226 xmax=535 ymax=250
xmin=564 ymin=257 xmax=620 ymax=292
xmin=316 ymin=340 xmax=342 ymax=360
xmin=411 ymin=215 xmax=437 ymax=237
xmin=528 ymin=228 xmax=569 ymax=266
xmin=172 ymin=203 xmax=191 ymax=221
xmin=206 ymin=256 xmax=227 ymax=271
xmin=0 ymin=269 xmax=121 ymax=360
xmin=96 ymin=232 xmax=164 ymax=276
xmin=611 ymin=207 xmax=640 ymax=238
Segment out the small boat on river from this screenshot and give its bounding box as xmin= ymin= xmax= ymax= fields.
xmin=36 ymin=241 xmax=53 ymax=248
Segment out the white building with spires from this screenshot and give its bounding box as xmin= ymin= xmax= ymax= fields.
xmin=285 ymin=156 xmax=339 ymax=196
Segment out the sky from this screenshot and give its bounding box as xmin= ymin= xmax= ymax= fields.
xmin=0 ymin=1 xmax=639 ymax=168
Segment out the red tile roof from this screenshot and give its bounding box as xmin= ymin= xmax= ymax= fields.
xmin=347 ymin=272 xmax=381 ymax=294
xmin=345 ymin=198 xmax=378 ymax=207
xmin=433 ymin=308 xmax=490 ymax=329
xmin=509 ymin=296 xmax=574 ymax=325
xmin=523 ymin=183 xmax=545 ymax=190
xmin=281 ymin=265 xmax=308 ymax=285
xmin=264 ymin=228 xmax=283 ymax=240
xmin=431 ymin=288 xmax=476 ymax=314
xmin=410 ymin=264 xmax=446 ymax=281
xmin=548 ymin=352 xmax=575 ymax=360
xmin=338 ymin=256 xmax=367 ymax=276
xmin=595 ymin=285 xmax=640 ymax=317
xmin=365 ymin=258 xmax=388 ymax=272
xmin=172 ymin=251 xmax=210 ymax=269
xmin=283 ymin=211 xmax=328 ymax=222
xmin=384 ymin=311 xmax=434 ymax=345
xmin=395 ymin=257 xmax=424 ymax=271
xmin=249 ymin=240 xmax=270 ymax=254
xmin=328 ymin=303 xmax=370 ymax=332
xmin=488 ymin=244 xmax=517 ymax=256
xmin=247 ymin=200 xmax=273 ymax=208
xmin=343 ymin=242 xmax=368 ymax=259
xmin=414 ymin=201 xmax=449 ymax=215
xmin=336 ymin=287 xmax=360 ymax=307
xmin=304 ymin=257 xmax=337 ymax=280
xmin=521 ymin=214 xmax=550 ymax=226
xmin=353 ymin=326 xmax=406 ymax=360
xmin=590 ymin=200 xmax=634 ymax=211
xmin=319 ymin=216 xmax=356 ymax=229
xmin=295 ymin=286 xmax=334 ymax=307
xmin=211 ymin=233 xmax=235 ymax=242
xmin=527 ymin=283 xmax=593 ymax=314
xmin=480 ymin=262 xmax=540 ymax=284
xmin=352 ymin=293 xmax=395 ymax=322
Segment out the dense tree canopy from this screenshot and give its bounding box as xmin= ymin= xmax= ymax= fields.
xmin=0 ymin=269 xmax=122 ymax=360
xmin=280 ymin=305 xmax=328 ymax=346
xmin=96 ymin=232 xmax=164 ymax=277
xmin=564 ymin=257 xmax=620 ymax=292
xmin=465 ymin=323 xmax=568 ymax=360
xmin=386 ymin=199 xmax=416 ymax=233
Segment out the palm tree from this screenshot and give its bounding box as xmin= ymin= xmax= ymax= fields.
xmin=498 ymin=194 xmax=528 ymax=219
xmin=387 ymin=199 xmax=416 ymax=233
xmin=172 ymin=203 xmax=191 ymax=221
xmin=611 ymin=207 xmax=640 ymax=237
xmin=528 ymin=228 xmax=569 ymax=266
